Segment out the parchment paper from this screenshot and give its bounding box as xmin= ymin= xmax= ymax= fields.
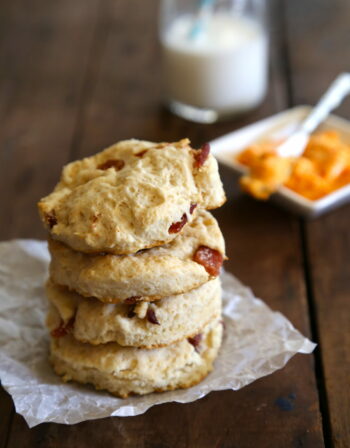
xmin=0 ymin=240 xmax=315 ymax=428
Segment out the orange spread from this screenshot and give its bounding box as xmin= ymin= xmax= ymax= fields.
xmin=236 ymin=131 xmax=350 ymax=200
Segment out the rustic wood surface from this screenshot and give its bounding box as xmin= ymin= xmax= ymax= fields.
xmin=0 ymin=0 xmax=349 ymax=446
xmin=285 ymin=2 xmax=350 ymax=447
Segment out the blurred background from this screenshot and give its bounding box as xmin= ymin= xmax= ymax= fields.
xmin=1 ymin=0 xmax=349 ymax=241
xmin=0 ymin=1 xmax=349 ymax=446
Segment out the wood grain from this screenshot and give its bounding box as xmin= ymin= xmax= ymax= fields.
xmin=6 ymin=200 xmax=325 ymax=448
xmin=284 ymin=0 xmax=350 ymax=446
xmin=4 ymin=0 xmax=324 ymax=447
xmin=0 ymin=0 xmax=100 ymax=240
xmin=7 ymin=0 xmax=350 ymax=446
xmin=305 ymin=211 xmax=350 ymax=448
xmin=0 ymin=0 xmax=100 ymax=441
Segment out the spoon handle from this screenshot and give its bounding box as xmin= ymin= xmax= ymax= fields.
xmin=300 ymin=72 xmax=350 ymax=134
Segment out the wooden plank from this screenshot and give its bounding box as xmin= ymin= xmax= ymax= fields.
xmin=0 ymin=0 xmax=100 ymax=240
xmin=6 ymin=1 xmax=324 ymax=447
xmin=0 ymin=0 xmax=100 ymax=443
xmin=0 ymin=389 xmax=12 ymax=448
xmin=284 ymin=0 xmax=350 ymax=446
xmin=305 ymin=211 xmax=350 ymax=448
xmin=6 ymin=202 xmax=325 ymax=448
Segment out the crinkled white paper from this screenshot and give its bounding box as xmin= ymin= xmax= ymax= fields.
xmin=0 ymin=240 xmax=315 ymax=428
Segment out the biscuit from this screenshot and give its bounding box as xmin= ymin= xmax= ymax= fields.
xmin=50 ymin=318 xmax=223 ymax=398
xmin=38 ymin=139 xmax=226 ymax=254
xmin=48 ymin=210 xmax=225 ymax=303
xmin=46 ymin=277 xmax=221 ymax=348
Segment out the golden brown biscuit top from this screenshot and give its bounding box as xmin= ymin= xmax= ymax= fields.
xmin=38 ymin=139 xmax=225 ymax=254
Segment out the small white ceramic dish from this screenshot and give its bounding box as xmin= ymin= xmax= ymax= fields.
xmin=210 ymin=105 xmax=350 ymax=218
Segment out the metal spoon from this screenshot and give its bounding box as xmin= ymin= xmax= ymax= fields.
xmin=276 ymin=72 xmax=350 ymax=158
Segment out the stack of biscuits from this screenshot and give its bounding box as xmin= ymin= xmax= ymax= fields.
xmin=38 ymin=138 xmax=226 ymax=398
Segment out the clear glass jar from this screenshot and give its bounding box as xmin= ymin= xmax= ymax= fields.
xmin=159 ymin=0 xmax=269 ymax=123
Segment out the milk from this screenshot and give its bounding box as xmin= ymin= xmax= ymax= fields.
xmin=161 ymin=13 xmax=268 ymax=115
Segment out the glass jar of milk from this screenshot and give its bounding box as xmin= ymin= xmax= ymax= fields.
xmin=160 ymin=0 xmax=269 ymax=123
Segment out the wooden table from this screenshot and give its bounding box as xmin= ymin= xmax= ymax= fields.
xmin=0 ymin=0 xmax=349 ymax=446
